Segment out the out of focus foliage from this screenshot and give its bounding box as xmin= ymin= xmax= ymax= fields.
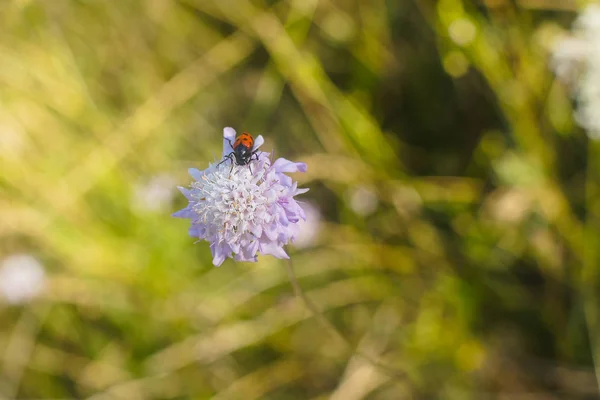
xmin=0 ymin=0 xmax=598 ymax=398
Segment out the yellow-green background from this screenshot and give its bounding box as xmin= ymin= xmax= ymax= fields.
xmin=1 ymin=0 xmax=598 ymax=398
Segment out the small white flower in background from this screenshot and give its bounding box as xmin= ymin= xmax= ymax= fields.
xmin=133 ymin=174 xmax=177 ymax=212
xmin=293 ymin=203 xmax=321 ymax=249
xmin=173 ymin=127 xmax=308 ymax=266
xmin=552 ymin=37 xmax=589 ymax=82
xmin=348 ymin=186 xmax=379 ymax=216
xmin=0 ymin=254 xmax=46 ymax=304
xmin=551 ymin=4 xmax=600 ymax=139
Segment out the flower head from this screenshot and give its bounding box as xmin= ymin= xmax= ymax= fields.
xmin=0 ymin=254 xmax=46 ymax=304
xmin=132 ymin=174 xmax=177 ymax=213
xmin=174 ymin=127 xmax=308 ymax=266
xmin=551 ymin=4 xmax=600 ymax=139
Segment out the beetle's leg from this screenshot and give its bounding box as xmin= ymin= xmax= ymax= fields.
xmin=217 ymin=153 xmax=234 ymax=168
xmin=248 ymin=151 xmax=262 ymax=174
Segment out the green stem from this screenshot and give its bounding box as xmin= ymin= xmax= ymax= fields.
xmin=284 ymin=257 xmax=406 ymax=380
xmin=583 ymin=138 xmax=600 ymax=392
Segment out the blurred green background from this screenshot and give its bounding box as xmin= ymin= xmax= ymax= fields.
xmin=1 ymin=0 xmax=599 ymax=398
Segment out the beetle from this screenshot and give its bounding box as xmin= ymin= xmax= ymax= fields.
xmin=218 ymin=132 xmax=260 ymax=171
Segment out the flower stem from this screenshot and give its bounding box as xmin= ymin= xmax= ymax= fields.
xmin=583 ymin=139 xmax=600 ymax=392
xmin=284 ymin=257 xmax=406 ymax=379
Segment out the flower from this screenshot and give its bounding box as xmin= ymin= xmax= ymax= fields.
xmin=132 ymin=174 xmax=177 ymax=213
xmin=293 ymin=202 xmax=321 ymax=249
xmin=0 ymin=254 xmax=46 ymax=304
xmin=173 ymin=127 xmax=308 ymax=266
xmin=348 ymin=185 xmax=379 ymax=216
xmin=551 ymin=4 xmax=600 ymax=139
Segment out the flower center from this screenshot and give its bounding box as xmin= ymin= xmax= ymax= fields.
xmin=191 ymin=161 xmax=273 ymax=241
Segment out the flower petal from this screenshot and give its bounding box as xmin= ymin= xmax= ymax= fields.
xmin=250 ymin=224 xmax=263 ymax=238
xmin=172 ymin=207 xmax=194 ymax=218
xmin=223 ymin=127 xmax=236 ymax=157
xmin=229 ymin=240 xmax=241 ymax=254
xmin=279 ymin=174 xmax=292 ymax=187
xmin=272 ymin=158 xmax=308 ymax=173
xmin=189 ymin=168 xmax=204 ymax=181
xmin=260 ymin=242 xmax=289 ymax=259
xmin=234 ymin=253 xmax=258 ymax=262
xmin=177 ymin=186 xmax=193 ymax=199
xmin=240 ymin=240 xmax=260 ymax=261
xmin=235 ymin=240 xmax=259 ymax=262
xmin=211 ymin=242 xmax=231 ymax=267
xmin=252 ymin=135 xmax=264 ymax=151
xmin=189 ymin=225 xmax=204 ymax=237
xmin=264 ymin=223 xmax=279 ymax=240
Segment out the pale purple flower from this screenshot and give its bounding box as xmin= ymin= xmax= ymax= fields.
xmin=0 ymin=254 xmax=46 ymax=304
xmin=132 ymin=174 xmax=177 ymax=213
xmin=293 ymin=202 xmax=321 ymax=249
xmin=348 ymin=186 xmax=379 ymax=216
xmin=173 ymin=127 xmax=308 ymax=266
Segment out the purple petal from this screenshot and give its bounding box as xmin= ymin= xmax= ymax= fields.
xmin=279 ymin=212 xmax=290 ymax=226
xmin=235 ymin=241 xmax=259 ymax=262
xmin=260 ymin=242 xmax=289 ymax=259
xmin=264 ymin=223 xmax=279 ymax=240
xmin=229 ymin=240 xmax=241 ymax=254
xmin=189 ymin=168 xmax=204 ymax=181
xmin=210 ymin=242 xmax=231 ymax=267
xmin=284 ymin=210 xmax=300 ymax=223
xmin=252 ymin=135 xmax=265 ymax=151
xmin=297 ymin=202 xmax=307 ymax=220
xmin=265 ymin=189 xmax=278 ymax=203
xmin=189 ymin=225 xmax=204 ymax=237
xmin=272 ymin=158 xmax=308 ymax=173
xmin=243 ymin=240 xmax=260 ymax=260
xmin=250 ymin=224 xmax=263 ymax=238
xmin=234 ymin=253 xmax=258 ymax=262
xmin=281 ymin=199 xmax=304 ymax=221
xmin=172 ymin=207 xmax=194 ymax=218
xmin=177 ymin=186 xmax=193 ymax=199
xmin=223 ymin=127 xmax=236 ymax=157
xmin=278 ymin=174 xmax=292 ymax=187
